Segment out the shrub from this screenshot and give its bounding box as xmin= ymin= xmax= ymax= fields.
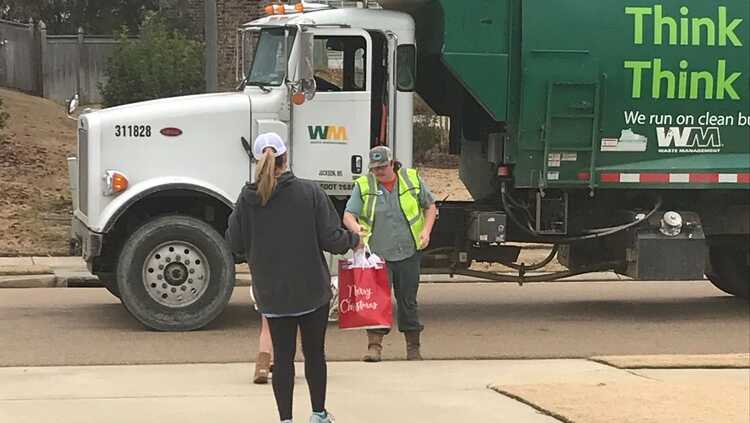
xmin=413 ymin=115 xmax=447 ymax=163
xmin=99 ymin=15 xmax=204 ymax=107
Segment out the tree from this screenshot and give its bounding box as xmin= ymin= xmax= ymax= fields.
xmin=0 ymin=0 xmax=159 ymax=35
xmin=99 ymin=15 xmax=204 ymax=107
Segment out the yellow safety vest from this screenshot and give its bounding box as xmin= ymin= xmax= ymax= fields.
xmin=356 ymin=168 xmax=425 ymax=250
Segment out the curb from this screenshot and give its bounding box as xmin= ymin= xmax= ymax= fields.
xmin=58 ymin=272 xmax=102 ymax=288
xmin=236 ymin=274 xmax=251 ymax=287
xmin=0 ymin=265 xmax=53 ymax=276
xmin=0 ymin=275 xmax=57 ymax=288
xmin=590 ymin=354 xmax=750 ymax=369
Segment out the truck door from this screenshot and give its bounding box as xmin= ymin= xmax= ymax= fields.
xmin=291 ymin=28 xmax=372 ymax=195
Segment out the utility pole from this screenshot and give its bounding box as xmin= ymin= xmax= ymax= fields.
xmin=205 ymin=0 xmax=218 ymax=92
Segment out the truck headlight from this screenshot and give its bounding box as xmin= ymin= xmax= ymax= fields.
xmin=104 ymin=170 xmax=129 ymax=196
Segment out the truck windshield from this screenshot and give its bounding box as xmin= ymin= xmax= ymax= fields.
xmin=247 ymin=28 xmax=295 ymax=87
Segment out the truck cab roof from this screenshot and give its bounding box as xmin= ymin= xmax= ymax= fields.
xmin=243 ymin=8 xmax=415 ymax=37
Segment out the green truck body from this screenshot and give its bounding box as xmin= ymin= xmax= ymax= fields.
xmin=377 ymin=0 xmax=750 ymax=297
xmin=411 ymin=0 xmax=749 ymax=191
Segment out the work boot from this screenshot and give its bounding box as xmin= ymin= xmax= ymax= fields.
xmin=362 ymin=332 xmax=384 ymax=362
xmin=405 ymin=331 xmax=423 ymax=361
xmin=253 ymin=352 xmax=271 ymax=384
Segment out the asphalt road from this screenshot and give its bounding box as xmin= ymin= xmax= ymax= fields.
xmin=0 ymin=281 xmax=748 ymax=367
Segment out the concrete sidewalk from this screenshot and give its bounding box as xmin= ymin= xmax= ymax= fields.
xmin=0 ymin=360 xmax=562 ymax=423
xmin=1 ymin=359 xmax=747 ymax=423
xmin=0 ymin=256 xmax=626 ymax=288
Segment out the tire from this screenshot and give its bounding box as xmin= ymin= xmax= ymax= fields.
xmin=706 ymin=245 xmax=749 ymax=300
xmin=116 ymin=215 xmax=235 ymax=331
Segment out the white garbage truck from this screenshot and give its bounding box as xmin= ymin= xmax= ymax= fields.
xmin=69 ymin=3 xmax=419 ymax=330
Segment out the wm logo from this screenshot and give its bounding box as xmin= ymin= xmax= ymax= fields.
xmin=308 ymin=125 xmax=348 ymax=141
xmin=657 ymin=127 xmax=722 ymax=148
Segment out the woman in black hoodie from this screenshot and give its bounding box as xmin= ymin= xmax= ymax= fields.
xmin=226 ymin=133 xmax=360 ymax=423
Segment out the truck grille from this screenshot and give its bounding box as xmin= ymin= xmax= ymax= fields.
xmin=78 ymin=127 xmax=89 ymax=216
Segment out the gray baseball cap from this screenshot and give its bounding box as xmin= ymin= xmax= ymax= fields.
xmin=368 ymin=146 xmax=393 ymax=169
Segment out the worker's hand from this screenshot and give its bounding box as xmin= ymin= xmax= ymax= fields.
xmin=354 ymin=230 xmax=366 ymax=250
xmin=419 ymin=230 xmax=431 ymax=250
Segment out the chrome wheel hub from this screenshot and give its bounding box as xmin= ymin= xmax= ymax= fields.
xmin=143 ymin=241 xmax=209 ymax=307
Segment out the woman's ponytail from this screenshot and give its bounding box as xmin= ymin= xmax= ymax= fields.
xmin=255 ymin=149 xmax=277 ymax=206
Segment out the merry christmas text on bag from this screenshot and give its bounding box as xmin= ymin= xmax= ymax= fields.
xmin=337 ymin=249 xmax=392 ymax=330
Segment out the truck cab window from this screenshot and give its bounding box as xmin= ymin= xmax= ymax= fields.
xmin=314 ymin=36 xmax=367 ymax=92
xmin=248 ymin=28 xmax=294 ymax=87
xmin=353 ymin=48 xmax=366 ymax=89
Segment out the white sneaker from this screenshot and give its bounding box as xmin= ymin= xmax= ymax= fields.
xmin=309 ymin=411 xmax=335 ymax=423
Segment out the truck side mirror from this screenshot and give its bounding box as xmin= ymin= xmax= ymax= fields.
xmin=296 ymin=31 xmax=315 ymax=81
xmin=236 ymin=28 xmax=262 ymax=90
xmin=292 ymin=30 xmax=316 ymax=100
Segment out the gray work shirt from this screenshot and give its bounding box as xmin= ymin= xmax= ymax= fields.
xmin=345 ymin=174 xmax=434 ymax=262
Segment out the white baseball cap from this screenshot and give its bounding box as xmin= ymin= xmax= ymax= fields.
xmin=253 ymin=132 xmax=287 ymax=160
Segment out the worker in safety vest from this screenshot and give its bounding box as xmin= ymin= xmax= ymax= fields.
xmin=343 ymin=146 xmax=438 ymax=361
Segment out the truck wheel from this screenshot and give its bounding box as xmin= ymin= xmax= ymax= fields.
xmin=116 ymin=215 xmax=235 ymax=331
xmin=706 ymin=246 xmax=749 ymax=300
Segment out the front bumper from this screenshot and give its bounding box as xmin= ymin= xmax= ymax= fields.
xmin=71 ymin=216 xmax=103 ymax=263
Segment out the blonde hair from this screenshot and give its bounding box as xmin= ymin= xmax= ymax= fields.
xmin=255 ymin=149 xmax=285 ymax=206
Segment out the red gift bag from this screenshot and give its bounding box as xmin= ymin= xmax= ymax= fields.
xmin=337 ymin=258 xmax=392 ymax=330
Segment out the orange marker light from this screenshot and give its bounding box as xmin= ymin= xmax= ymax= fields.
xmin=265 ymin=5 xmax=275 ymax=14
xmin=292 ymin=92 xmax=306 ymax=105
xmin=112 ymin=173 xmax=128 ymax=193
xmin=105 ymin=170 xmax=129 ymax=196
xmin=295 ymin=3 xmax=304 ymax=12
xmin=274 ymin=4 xmax=285 ymax=14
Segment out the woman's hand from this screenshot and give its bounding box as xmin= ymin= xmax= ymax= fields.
xmin=344 ymin=211 xmax=366 ymax=250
